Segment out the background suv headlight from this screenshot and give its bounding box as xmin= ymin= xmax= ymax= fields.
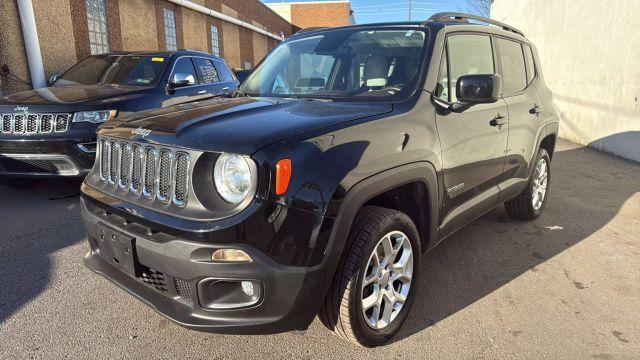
xmin=214 ymin=154 xmax=252 ymax=204
xmin=73 ymin=110 xmax=117 ymax=123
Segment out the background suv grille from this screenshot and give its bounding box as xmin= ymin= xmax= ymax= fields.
xmin=98 ymin=136 xmax=191 ymax=207
xmin=1 ymin=113 xmax=71 ymax=135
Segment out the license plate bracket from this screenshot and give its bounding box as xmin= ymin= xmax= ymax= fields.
xmin=96 ymin=225 xmax=137 ymax=277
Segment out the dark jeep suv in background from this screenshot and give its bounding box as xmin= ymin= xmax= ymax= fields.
xmin=0 ymin=50 xmax=237 ymax=183
xmin=80 ymin=13 xmax=558 ymax=346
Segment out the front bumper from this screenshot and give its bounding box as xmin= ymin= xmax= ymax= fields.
xmin=80 ymin=197 xmax=331 ymax=334
xmin=0 ymin=129 xmax=97 ymax=177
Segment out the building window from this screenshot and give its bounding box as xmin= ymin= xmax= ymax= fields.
xmin=243 ymin=61 xmax=252 ymax=70
xmin=210 ymin=25 xmax=220 ymax=57
xmin=85 ymin=0 xmax=110 ymax=55
xmin=164 ymin=8 xmax=178 ymax=51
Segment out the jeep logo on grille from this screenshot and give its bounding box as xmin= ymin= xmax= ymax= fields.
xmin=14 ymin=106 xmax=28 ymax=112
xmin=131 ymin=127 xmax=152 ymax=138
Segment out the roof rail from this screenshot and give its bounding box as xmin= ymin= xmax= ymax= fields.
xmin=424 ymin=12 xmax=525 ymax=37
xmin=296 ymin=27 xmax=328 ymax=34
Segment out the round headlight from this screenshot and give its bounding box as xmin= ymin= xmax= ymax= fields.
xmin=214 ymin=154 xmax=252 ymax=204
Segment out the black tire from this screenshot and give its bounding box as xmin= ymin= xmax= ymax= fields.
xmin=319 ymin=206 xmax=421 ymax=347
xmin=505 ymin=148 xmax=551 ymax=220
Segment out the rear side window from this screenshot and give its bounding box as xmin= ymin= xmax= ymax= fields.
xmin=214 ymin=61 xmax=236 ymax=83
xmin=496 ymin=38 xmax=527 ymax=95
xmin=193 ymin=58 xmax=220 ymax=84
xmin=523 ymin=45 xmax=536 ymax=84
xmin=171 ymin=57 xmax=198 ymax=84
xmin=447 ymin=35 xmax=494 ymax=103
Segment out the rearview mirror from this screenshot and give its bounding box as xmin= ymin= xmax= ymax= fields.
xmin=456 ymin=74 xmax=502 ymax=104
xmin=169 ymin=73 xmax=196 ymax=88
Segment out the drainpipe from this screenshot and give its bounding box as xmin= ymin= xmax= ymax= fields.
xmin=16 ymin=0 xmax=46 ymax=89
xmin=166 ymin=0 xmax=285 ymax=41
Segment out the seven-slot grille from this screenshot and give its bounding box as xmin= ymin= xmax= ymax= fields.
xmin=99 ymin=137 xmax=190 ymax=206
xmin=1 ymin=113 xmax=71 ymax=134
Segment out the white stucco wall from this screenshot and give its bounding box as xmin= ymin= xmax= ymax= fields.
xmin=492 ymin=0 xmax=640 ymax=162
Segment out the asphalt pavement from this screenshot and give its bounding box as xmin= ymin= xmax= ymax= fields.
xmin=1 ymin=139 xmax=639 ymax=359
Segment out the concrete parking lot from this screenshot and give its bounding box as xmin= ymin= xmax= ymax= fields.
xmin=1 ymin=139 xmax=639 ymax=359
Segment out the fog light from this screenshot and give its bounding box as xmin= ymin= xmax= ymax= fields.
xmin=241 ymin=281 xmax=254 ymax=297
xmin=211 ymin=249 xmax=252 ymax=263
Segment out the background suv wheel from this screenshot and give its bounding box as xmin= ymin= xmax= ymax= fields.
xmin=319 ymin=206 xmax=422 ymax=347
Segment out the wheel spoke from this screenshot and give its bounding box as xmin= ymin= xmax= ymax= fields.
xmin=380 ymin=235 xmax=394 ymax=266
xmin=362 ymin=291 xmax=378 ymax=310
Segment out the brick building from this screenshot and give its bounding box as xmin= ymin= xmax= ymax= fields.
xmin=265 ymin=0 xmax=354 ymax=29
xmin=0 ymin=0 xmax=295 ymax=95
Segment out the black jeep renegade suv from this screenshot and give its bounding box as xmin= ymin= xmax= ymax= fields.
xmin=0 ymin=50 xmax=237 ymax=181
xmin=81 ymin=13 xmax=559 ymax=346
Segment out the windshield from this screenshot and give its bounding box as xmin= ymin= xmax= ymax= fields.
xmin=241 ymin=28 xmax=427 ymax=101
xmin=55 ymin=55 xmax=168 ymax=87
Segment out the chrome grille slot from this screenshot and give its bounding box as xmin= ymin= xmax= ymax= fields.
xmin=97 ymin=136 xmax=192 ymax=207
xmin=55 ymin=114 xmax=70 ymax=132
xmin=130 ymin=145 xmax=143 ymax=193
xmin=40 ymin=114 xmax=53 ymax=133
xmin=143 ymin=147 xmax=157 ymax=198
xmin=2 ymin=114 xmax=13 ymax=133
xmin=157 ymin=149 xmax=172 ymax=202
xmin=99 ymin=138 xmax=110 ymax=180
xmin=173 ymin=153 xmax=190 ymax=206
xmin=26 ymin=114 xmax=39 ymax=134
xmin=13 ymin=114 xmax=25 ymax=133
xmin=0 ymin=113 xmax=70 ymax=135
xmin=119 ymin=143 xmax=132 ymax=189
xmin=109 ymin=141 xmax=120 ymax=184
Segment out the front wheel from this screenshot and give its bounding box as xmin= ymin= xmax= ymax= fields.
xmin=319 ymin=206 xmax=421 ymax=347
xmin=505 ymin=148 xmax=551 ymax=220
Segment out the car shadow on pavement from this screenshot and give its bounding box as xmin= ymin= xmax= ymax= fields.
xmin=0 ymin=178 xmax=85 ymax=324
xmin=390 ymin=142 xmax=640 ymax=344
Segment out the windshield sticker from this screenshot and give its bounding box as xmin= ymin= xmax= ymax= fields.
xmin=152 ymin=57 xmax=165 ymax=62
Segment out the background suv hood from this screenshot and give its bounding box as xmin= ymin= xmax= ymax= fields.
xmin=0 ymin=86 xmax=152 ymax=106
xmin=102 ymin=97 xmax=392 ymax=154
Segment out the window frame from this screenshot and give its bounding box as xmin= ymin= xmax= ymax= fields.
xmin=168 ymin=56 xmax=201 ymax=89
xmin=492 ymin=34 xmax=536 ymax=98
xmin=523 ymin=44 xmax=537 ymax=85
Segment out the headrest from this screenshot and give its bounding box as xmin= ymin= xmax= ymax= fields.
xmin=364 ymin=55 xmax=388 ymax=88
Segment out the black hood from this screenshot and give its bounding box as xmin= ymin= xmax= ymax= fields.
xmin=0 ymin=85 xmax=152 ymax=107
xmin=101 ymin=97 xmax=393 ymax=154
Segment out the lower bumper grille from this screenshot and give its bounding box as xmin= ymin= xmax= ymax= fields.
xmin=0 ymin=154 xmax=81 ymax=176
xmin=140 ymin=267 xmax=168 ymax=292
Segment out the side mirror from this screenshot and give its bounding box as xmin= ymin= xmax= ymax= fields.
xmin=456 ymin=74 xmax=502 ymax=104
xmin=169 ymin=73 xmax=196 ymax=89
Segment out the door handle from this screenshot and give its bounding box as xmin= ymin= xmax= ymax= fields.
xmin=197 ymin=90 xmax=207 ymax=95
xmin=222 ymin=87 xmax=229 ymax=93
xmin=529 ymin=105 xmax=543 ymax=115
xmin=490 ymin=115 xmax=509 ymax=127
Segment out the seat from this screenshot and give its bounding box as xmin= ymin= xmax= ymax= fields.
xmin=362 ymin=55 xmax=388 ymax=90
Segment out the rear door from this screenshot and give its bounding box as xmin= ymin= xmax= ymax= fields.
xmin=434 ymin=33 xmax=509 ymax=236
xmin=213 ymin=60 xmax=239 ymax=95
xmin=495 ymin=38 xmax=543 ymax=179
xmin=192 ymin=57 xmax=228 ymax=99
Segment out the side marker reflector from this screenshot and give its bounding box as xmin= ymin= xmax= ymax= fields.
xmin=275 ymin=159 xmax=292 ymax=195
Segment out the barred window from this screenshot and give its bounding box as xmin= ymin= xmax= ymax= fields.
xmin=164 ymin=8 xmax=178 ymax=51
xmin=210 ymin=25 xmax=220 ymax=57
xmin=85 ymin=0 xmax=110 ymax=55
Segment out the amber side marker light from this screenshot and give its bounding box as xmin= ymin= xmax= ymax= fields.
xmin=275 ymin=159 xmax=292 ymax=195
xmin=212 ymin=249 xmax=253 ymax=263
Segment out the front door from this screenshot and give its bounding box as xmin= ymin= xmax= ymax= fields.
xmin=434 ymin=34 xmax=509 ymax=235
xmin=163 ymin=57 xmax=206 ymax=107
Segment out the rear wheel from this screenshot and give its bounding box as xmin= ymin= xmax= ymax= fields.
xmin=505 ymin=148 xmax=551 ymax=220
xmin=319 ymin=206 xmax=421 ymax=347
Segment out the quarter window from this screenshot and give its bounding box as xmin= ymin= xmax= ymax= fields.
xmin=85 ymin=0 xmax=110 ymax=55
xmin=164 ymin=8 xmax=178 ymax=51
xmin=523 ymin=45 xmax=536 ymax=84
xmin=193 ymin=58 xmax=220 ymax=84
xmin=435 ymin=46 xmax=450 ymax=102
xmin=210 ymin=25 xmax=220 ymax=57
xmin=447 ymin=35 xmax=494 ymax=103
xmin=496 ymin=38 xmax=527 ymax=94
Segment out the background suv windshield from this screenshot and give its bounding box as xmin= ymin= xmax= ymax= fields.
xmin=241 ymin=29 xmax=427 ymax=101
xmin=55 ymin=55 xmax=168 ymax=87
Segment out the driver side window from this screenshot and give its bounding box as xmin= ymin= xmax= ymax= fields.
xmin=442 ymin=34 xmax=495 ymax=103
